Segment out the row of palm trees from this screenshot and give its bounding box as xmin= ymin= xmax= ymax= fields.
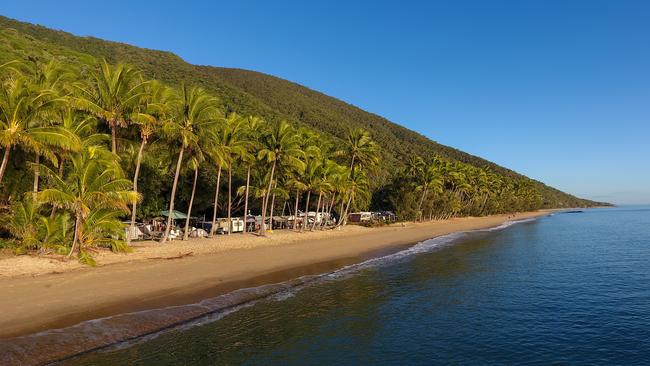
xmin=1 ymin=57 xmax=557 ymax=264
xmin=0 ymin=58 xmax=380 ymax=263
xmin=394 ymin=155 xmax=544 ymax=220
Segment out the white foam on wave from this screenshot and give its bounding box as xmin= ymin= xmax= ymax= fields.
xmin=0 ymin=216 xmax=542 ymax=365
xmin=480 ymin=217 xmax=537 ymax=232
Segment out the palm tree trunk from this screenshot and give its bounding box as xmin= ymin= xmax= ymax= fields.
xmin=160 ymin=146 xmax=184 ymax=244
xmin=243 ymin=166 xmax=250 ymax=234
xmin=311 ymin=191 xmax=322 ymax=231
xmin=269 ymin=193 xmax=276 ymax=231
xmin=417 ymin=185 xmax=429 ymax=222
xmin=319 ymin=194 xmax=330 ymax=229
xmin=33 ymin=154 xmax=40 ymax=193
xmin=259 ymin=161 xmax=276 ymax=235
xmin=50 ymin=160 xmax=64 ymax=219
xmin=128 ymin=138 xmax=146 ymax=244
xmin=227 ymin=166 xmax=232 ymax=235
xmin=341 ymin=193 xmax=353 ymax=226
xmin=110 ymin=124 xmax=117 ymax=154
xmin=268 ymin=180 xmax=277 ymax=231
xmin=210 ymin=166 xmax=222 ymax=237
xmin=68 ymin=213 xmax=82 ymax=258
xmin=301 ymin=191 xmax=311 ymax=233
xmin=337 ymin=199 xmax=345 ymax=227
xmin=183 ymin=166 xmax=199 ymax=241
xmin=318 ymin=195 xmax=327 ymax=230
xmin=0 ymin=146 xmax=11 ymax=185
xmin=322 ymin=193 xmax=336 ymax=230
xmin=293 ymin=189 xmax=300 ymax=231
xmin=479 ymin=194 xmax=489 ymax=215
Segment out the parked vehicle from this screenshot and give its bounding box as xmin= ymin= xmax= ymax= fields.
xmin=214 ymin=218 xmax=244 ymax=234
xmin=348 ymin=212 xmax=372 ymax=223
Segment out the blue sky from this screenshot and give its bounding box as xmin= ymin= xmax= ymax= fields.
xmin=2 ymin=1 xmax=649 ymax=204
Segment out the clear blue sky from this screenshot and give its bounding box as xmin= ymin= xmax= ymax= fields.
xmin=2 ymin=1 xmax=649 ymax=204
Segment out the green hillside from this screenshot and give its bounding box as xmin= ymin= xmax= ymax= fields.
xmin=0 ymin=15 xmax=601 ymax=208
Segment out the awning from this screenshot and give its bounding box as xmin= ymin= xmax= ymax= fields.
xmin=161 ymin=210 xmax=188 ymax=219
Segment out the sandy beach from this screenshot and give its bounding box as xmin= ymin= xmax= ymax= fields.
xmin=0 ymin=211 xmax=550 ymax=340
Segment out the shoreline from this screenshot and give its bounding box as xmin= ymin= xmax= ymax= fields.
xmin=0 ymin=211 xmax=550 ymax=342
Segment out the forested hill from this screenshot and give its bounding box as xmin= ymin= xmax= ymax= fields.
xmin=0 ymin=15 xmax=601 ymax=207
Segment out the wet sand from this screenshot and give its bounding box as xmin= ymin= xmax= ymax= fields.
xmin=0 ymin=211 xmax=549 ymax=341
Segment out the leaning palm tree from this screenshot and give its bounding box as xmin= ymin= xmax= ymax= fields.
xmin=339 ymin=171 xmax=371 ymax=226
xmin=0 ymin=75 xmax=80 ymax=186
xmin=36 ymin=145 xmax=138 ymax=264
xmin=127 ymin=80 xmax=171 ymax=243
xmin=257 ymin=120 xmax=304 ymax=235
xmin=72 ymin=59 xmax=145 ymax=154
xmin=160 ymin=84 xmax=219 ymax=244
xmin=182 ymin=156 xmax=202 ymax=241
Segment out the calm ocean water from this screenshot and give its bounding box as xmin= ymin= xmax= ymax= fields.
xmin=64 ymin=207 xmax=650 ymax=365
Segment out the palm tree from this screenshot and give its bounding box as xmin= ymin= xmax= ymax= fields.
xmin=416 ymin=163 xmax=443 ymax=221
xmin=73 ymin=59 xmax=145 ymax=154
xmin=0 ymin=74 xmax=80 ymax=186
xmin=237 ymin=167 xmax=267 ymax=233
xmin=127 ymin=80 xmax=171 ymax=242
xmin=339 ymin=171 xmax=370 ymax=226
xmin=334 ymin=128 xmax=378 ymax=225
xmin=221 ymin=113 xmax=249 ymax=235
xmin=25 ymin=59 xmax=73 ymax=193
xmin=290 ymin=128 xmax=319 ymax=231
xmin=240 ymin=116 xmax=263 ymax=233
xmin=268 ymin=180 xmax=289 ymax=230
xmin=406 ymin=155 xmax=425 ymax=180
xmin=345 ymin=127 xmax=379 ymax=179
xmin=257 ymin=121 xmax=303 ymax=235
xmin=298 ymin=138 xmax=333 ymax=232
xmin=0 ymin=194 xmax=43 ymax=250
xmin=311 ymin=159 xmax=336 ymax=230
xmin=160 ymin=84 xmax=219 ymax=243
xmin=286 ymin=176 xmax=307 ymax=231
xmin=182 ymin=156 xmax=201 ymax=241
xmin=207 ymin=123 xmax=227 ymax=237
xmin=36 ymin=145 xmax=138 ymax=263
xmin=320 ymin=162 xmax=346 ymax=229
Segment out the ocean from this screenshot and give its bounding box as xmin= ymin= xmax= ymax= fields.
xmin=45 ymin=207 xmax=650 ymax=364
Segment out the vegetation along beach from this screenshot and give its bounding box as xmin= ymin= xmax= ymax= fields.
xmin=1 ymin=3 xmax=644 ymax=364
